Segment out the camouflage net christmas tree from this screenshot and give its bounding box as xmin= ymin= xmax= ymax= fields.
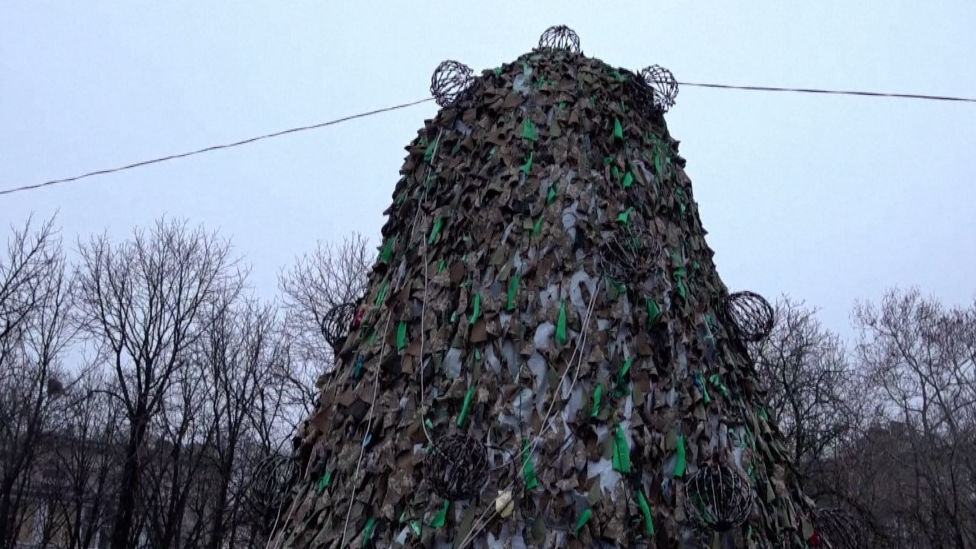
xmin=272 ymin=26 xmax=830 ymax=549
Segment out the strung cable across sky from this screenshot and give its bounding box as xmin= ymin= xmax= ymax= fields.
xmin=1 ymin=74 xmax=974 ymax=197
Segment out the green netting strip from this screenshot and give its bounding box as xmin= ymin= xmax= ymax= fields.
xmin=315 ymin=471 xmax=332 ymax=494
xmin=546 ymin=180 xmax=559 ymax=204
xmin=636 ymin=489 xmax=655 ymax=535
xmin=360 ymin=517 xmax=377 ymax=548
xmin=379 ymin=236 xmax=395 ymax=262
xmin=469 ymin=292 xmax=481 ymax=324
xmin=506 ymin=271 xmax=520 ymax=311
xmin=646 ymin=298 xmax=660 ymax=324
xmin=573 ymin=508 xmax=592 ymax=535
xmin=429 ymin=500 xmax=449 ymax=528
xmin=615 ymin=357 xmax=633 ymax=397
xmin=456 ymin=384 xmax=475 ymax=426
xmin=590 ymin=383 xmax=603 ymax=418
xmin=612 ymin=424 xmax=631 ymax=473
xmin=522 ymin=438 xmax=539 ymax=490
xmin=616 ymin=207 xmax=634 ymax=224
xmin=674 ymin=434 xmax=687 ymax=477
xmin=428 ymin=217 xmax=443 ymax=244
xmin=556 ymin=300 xmax=568 ymax=345
xmin=622 ymin=171 xmax=634 ymax=188
xmin=396 ymin=321 xmax=407 ymax=351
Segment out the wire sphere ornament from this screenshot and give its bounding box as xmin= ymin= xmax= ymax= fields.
xmin=817 ymin=508 xmax=861 ymax=549
xmin=640 ymin=65 xmax=679 ymax=113
xmin=538 ymin=25 xmax=581 ymax=53
xmin=599 ymin=225 xmax=658 ymax=284
xmin=423 ymin=433 xmax=489 ymax=500
xmin=726 ymin=291 xmax=775 ymax=342
xmin=320 ymin=302 xmax=356 ymax=352
xmin=431 ymin=60 xmax=475 ymax=107
xmin=682 ymin=464 xmax=753 ymax=532
xmin=247 ymin=455 xmax=299 ymax=518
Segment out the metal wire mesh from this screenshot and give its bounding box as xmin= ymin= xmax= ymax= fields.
xmin=726 ymin=291 xmax=775 ymax=342
xmin=320 ymin=302 xmax=356 ymax=352
xmin=818 ymin=507 xmax=861 ymax=549
xmin=599 ymin=225 xmax=658 ymax=284
xmin=640 ymin=65 xmax=679 ymax=113
xmin=422 ymin=433 xmax=489 ymax=500
xmin=538 ymin=25 xmax=581 ymax=53
xmin=430 ymin=60 xmax=475 ymax=107
xmin=682 ymin=464 xmax=753 ymax=531
xmin=247 ymin=454 xmax=299 ymax=520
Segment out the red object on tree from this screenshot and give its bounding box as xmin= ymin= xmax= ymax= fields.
xmin=351 ymin=306 xmax=366 ymax=328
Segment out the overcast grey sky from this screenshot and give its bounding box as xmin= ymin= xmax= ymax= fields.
xmin=2 ymin=2 xmax=974 ymax=337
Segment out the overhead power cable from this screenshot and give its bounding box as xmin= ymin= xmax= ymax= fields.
xmin=2 ymin=82 xmax=975 ymax=197
xmin=679 ymin=82 xmax=976 ymax=103
xmin=0 ymin=97 xmax=435 ymax=197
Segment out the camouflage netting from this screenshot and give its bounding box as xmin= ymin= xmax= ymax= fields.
xmin=274 ymin=34 xmax=822 ymax=549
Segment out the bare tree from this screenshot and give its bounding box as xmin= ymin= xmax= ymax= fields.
xmin=853 ymin=288 xmax=976 ymax=549
xmin=74 ymin=218 xmax=243 ymax=549
xmin=752 ymin=296 xmax=860 ymax=475
xmin=51 ymin=372 xmax=125 ymax=549
xmin=193 ymin=297 xmax=292 ymax=549
xmin=278 ymin=233 xmax=370 ymax=373
xmin=0 ymin=216 xmax=76 ymax=549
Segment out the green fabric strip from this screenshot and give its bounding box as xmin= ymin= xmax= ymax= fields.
xmin=469 ymin=292 xmax=481 ymax=324
xmin=396 ymin=321 xmax=407 ymax=351
xmin=429 ymin=500 xmax=449 ymax=528
xmin=616 ymin=207 xmax=634 ymax=224
xmin=360 ymin=517 xmax=377 ymax=548
xmin=519 ymin=152 xmax=534 ymax=174
xmin=622 ymin=171 xmax=634 ymax=188
xmin=315 ymin=471 xmax=332 ymax=494
xmin=556 ymin=300 xmax=568 ymax=345
xmin=636 ymin=489 xmax=655 ymax=535
xmin=428 ymin=217 xmax=443 ymax=244
xmin=546 ymin=179 xmax=559 ymax=204
xmin=522 ymin=118 xmax=538 ymax=141
xmin=674 ymin=434 xmax=687 ymax=477
xmin=573 ymin=508 xmax=592 ymax=535
xmin=710 ymin=374 xmax=729 ymax=397
xmin=522 ymin=438 xmax=539 ymax=489
xmin=506 ymin=271 xmax=520 ymax=311
xmin=646 ymin=298 xmax=660 ymax=324
xmin=531 ymin=216 xmax=543 ymax=236
xmin=379 ymin=236 xmax=395 ymax=262
xmin=606 ymin=278 xmax=627 ymax=300
xmin=590 ymin=383 xmax=603 ymax=418
xmin=612 ymin=424 xmax=631 ymax=473
xmin=613 ymin=117 xmax=624 ymax=140
xmin=456 ymin=384 xmax=475 ymax=426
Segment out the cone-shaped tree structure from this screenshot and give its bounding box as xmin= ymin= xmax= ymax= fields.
xmin=275 ymin=32 xmax=821 ymax=549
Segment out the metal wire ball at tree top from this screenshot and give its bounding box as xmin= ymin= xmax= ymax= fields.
xmin=422 ymin=433 xmax=489 ymax=500
xmin=640 ymin=65 xmax=679 ymax=113
xmin=320 ymin=302 xmax=357 ymax=352
xmin=682 ymin=464 xmax=754 ymax=532
xmin=430 ymin=60 xmax=475 ymax=108
xmin=538 ymin=25 xmax=581 ymax=53
xmin=726 ymin=291 xmax=775 ymax=343
xmin=816 ymin=507 xmax=861 ymax=549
